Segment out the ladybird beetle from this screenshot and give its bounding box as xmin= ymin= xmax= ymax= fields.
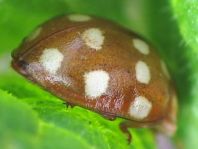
xmin=12 ymin=14 xmax=177 ymax=141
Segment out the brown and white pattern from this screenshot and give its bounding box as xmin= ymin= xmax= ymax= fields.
xmin=12 ymin=13 xmax=176 ymax=127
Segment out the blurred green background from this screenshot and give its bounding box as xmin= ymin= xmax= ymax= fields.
xmin=0 ymin=0 xmax=198 ymax=149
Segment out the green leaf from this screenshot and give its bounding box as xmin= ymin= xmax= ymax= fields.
xmin=171 ymin=0 xmax=198 ymax=148
xmin=0 ymin=89 xmax=93 ymax=149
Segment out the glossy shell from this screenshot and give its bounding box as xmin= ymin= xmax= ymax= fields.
xmin=12 ymin=14 xmax=176 ymax=123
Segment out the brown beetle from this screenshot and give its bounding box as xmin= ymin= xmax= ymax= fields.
xmin=12 ymin=14 xmax=177 ymax=141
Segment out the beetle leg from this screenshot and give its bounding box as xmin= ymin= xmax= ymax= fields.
xmin=101 ymin=112 xmax=116 ymax=121
xmin=119 ymin=120 xmax=155 ymax=144
xmin=119 ymin=121 xmax=132 ymax=144
xmin=63 ymin=102 xmax=75 ymax=108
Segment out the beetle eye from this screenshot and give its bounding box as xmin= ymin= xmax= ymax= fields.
xmin=12 ymin=59 xmax=28 ymax=76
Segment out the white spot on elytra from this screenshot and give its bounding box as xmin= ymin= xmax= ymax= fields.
xmin=40 ymin=48 xmax=64 ymax=74
xmin=68 ymin=14 xmax=91 ymax=22
xmin=135 ymin=61 xmax=151 ymax=84
xmin=81 ymin=28 xmax=104 ymax=50
xmin=161 ymin=60 xmax=170 ymax=79
xmin=84 ymin=70 xmax=110 ymax=98
xmin=28 ymin=27 xmax=42 ymax=41
xmin=129 ymin=96 xmax=152 ymax=119
xmin=133 ymin=38 xmax=150 ymax=55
